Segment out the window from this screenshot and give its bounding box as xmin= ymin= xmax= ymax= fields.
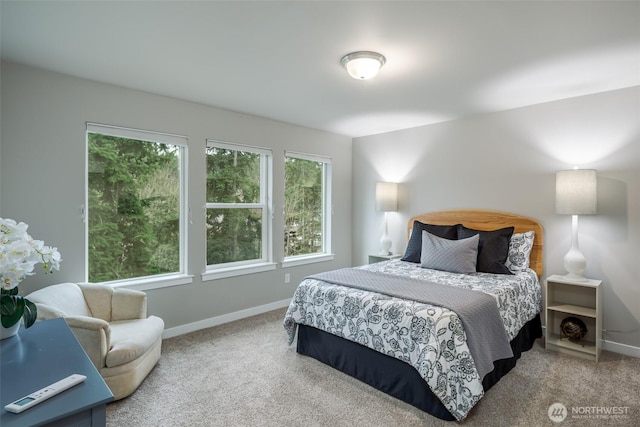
xmin=86 ymin=123 xmax=188 ymax=286
xmin=284 ymin=151 xmax=332 ymax=264
xmin=205 ymin=141 xmax=273 ymax=278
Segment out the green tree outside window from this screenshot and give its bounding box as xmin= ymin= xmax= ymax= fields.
xmin=87 ymin=132 xmax=182 ymax=282
xmin=284 ymin=156 xmax=325 ymax=257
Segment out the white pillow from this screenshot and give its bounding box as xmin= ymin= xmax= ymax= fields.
xmin=420 ymin=230 xmax=479 ymax=274
xmin=506 ymin=231 xmax=535 ymax=273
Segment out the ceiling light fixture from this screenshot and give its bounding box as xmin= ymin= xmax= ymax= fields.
xmin=340 ymin=51 xmax=386 ymax=80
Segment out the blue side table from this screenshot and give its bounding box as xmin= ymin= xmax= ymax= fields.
xmin=1 ymin=317 xmax=113 ymax=427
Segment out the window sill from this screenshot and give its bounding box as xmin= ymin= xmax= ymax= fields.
xmin=282 ymin=253 xmax=335 ymax=268
xmin=88 ymin=273 xmax=194 ymax=291
xmin=202 ymin=262 xmax=277 ymax=281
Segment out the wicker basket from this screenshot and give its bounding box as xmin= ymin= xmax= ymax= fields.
xmin=560 ymin=316 xmax=588 ymax=341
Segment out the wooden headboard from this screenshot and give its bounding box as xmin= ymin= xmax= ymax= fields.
xmin=406 ymin=209 xmax=544 ymax=278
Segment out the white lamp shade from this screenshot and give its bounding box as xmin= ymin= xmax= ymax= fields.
xmin=556 ymin=169 xmax=597 ymax=215
xmin=375 ymin=182 xmax=398 ymax=212
xmin=341 ymin=51 xmax=386 ymax=80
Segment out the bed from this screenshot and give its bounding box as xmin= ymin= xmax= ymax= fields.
xmin=284 ymin=209 xmax=544 ymax=421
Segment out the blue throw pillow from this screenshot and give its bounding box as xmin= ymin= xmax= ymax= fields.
xmin=401 ymin=221 xmax=458 ymax=263
xmin=457 ymin=225 xmax=514 ymax=275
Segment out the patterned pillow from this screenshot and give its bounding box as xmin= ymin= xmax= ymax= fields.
xmin=505 ymin=231 xmax=535 ymax=273
xmin=420 ymin=230 xmax=479 ymax=274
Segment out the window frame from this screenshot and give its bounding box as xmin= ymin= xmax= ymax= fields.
xmin=202 ymin=140 xmax=275 ymax=281
xmin=282 ymin=151 xmax=334 ymax=268
xmin=85 ymin=123 xmax=191 ymax=290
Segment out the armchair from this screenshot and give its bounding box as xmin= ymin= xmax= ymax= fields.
xmin=27 ymin=283 xmax=164 ymax=400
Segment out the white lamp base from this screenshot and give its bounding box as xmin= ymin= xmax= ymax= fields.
xmin=563 ymin=247 xmax=587 ymax=281
xmin=563 ymin=215 xmax=588 ymax=281
xmin=379 ymin=212 xmax=392 ymax=256
xmin=379 ymin=232 xmax=392 ymax=256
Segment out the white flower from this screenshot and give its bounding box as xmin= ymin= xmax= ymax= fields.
xmin=0 ymin=218 xmax=62 ymax=290
xmin=0 ymin=218 xmax=29 ymax=243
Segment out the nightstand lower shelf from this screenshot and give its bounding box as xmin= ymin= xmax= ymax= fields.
xmin=546 ymin=333 xmax=598 ymax=361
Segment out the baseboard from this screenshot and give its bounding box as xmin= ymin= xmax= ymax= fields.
xmin=164 ymin=310 xmax=640 ymax=358
xmin=162 ymin=298 xmax=291 ymax=339
xmin=541 ymin=325 xmax=640 ymax=359
xmin=603 ymin=339 xmax=640 ymax=358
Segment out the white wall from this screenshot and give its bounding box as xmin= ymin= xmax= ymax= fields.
xmin=352 ymin=86 xmax=640 ymax=353
xmin=0 ymin=61 xmax=352 ymax=330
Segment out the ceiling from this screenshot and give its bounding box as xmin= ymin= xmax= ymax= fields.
xmin=1 ymin=1 xmax=639 ymax=138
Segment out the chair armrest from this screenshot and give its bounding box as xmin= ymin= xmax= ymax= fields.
xmin=64 ymin=315 xmax=110 ymax=369
xmin=34 ymin=303 xmax=67 ymax=321
xmin=111 ymin=288 xmax=147 ymax=321
xmin=65 ymin=315 xmax=110 ymax=331
xmin=33 ymin=291 xmax=110 ymax=370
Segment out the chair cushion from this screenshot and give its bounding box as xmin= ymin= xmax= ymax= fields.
xmin=106 ymin=316 xmax=164 ymax=368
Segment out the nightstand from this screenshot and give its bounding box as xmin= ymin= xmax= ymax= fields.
xmin=368 ymin=254 xmax=402 ymax=264
xmin=545 ymin=274 xmax=602 ymax=362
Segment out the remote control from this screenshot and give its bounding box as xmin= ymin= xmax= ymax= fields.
xmin=4 ymin=374 xmax=87 ymax=414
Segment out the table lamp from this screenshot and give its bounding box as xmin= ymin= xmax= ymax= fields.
xmin=556 ymin=169 xmax=597 ymax=280
xmin=375 ymin=182 xmax=398 ymax=256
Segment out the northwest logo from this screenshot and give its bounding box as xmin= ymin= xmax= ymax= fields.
xmin=548 ymin=402 xmax=568 ymax=423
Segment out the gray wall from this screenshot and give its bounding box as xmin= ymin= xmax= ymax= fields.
xmin=2 ymin=60 xmax=638 ymax=354
xmin=0 ymin=61 xmax=352 ymax=330
xmin=353 ymin=86 xmax=640 ymax=353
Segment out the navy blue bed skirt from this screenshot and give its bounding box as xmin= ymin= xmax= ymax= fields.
xmin=297 ymin=314 xmax=542 ymax=421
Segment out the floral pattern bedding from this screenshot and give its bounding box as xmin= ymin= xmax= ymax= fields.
xmin=283 ymin=260 xmax=541 ymax=421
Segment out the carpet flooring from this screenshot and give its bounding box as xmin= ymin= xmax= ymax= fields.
xmin=106 ymin=308 xmax=639 ymax=426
